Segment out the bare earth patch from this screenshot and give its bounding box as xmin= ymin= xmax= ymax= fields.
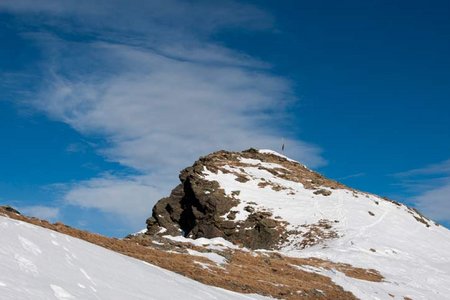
xmin=0 ymin=207 xmax=388 ymax=300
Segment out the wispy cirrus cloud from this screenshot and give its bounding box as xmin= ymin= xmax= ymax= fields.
xmin=394 ymin=159 xmax=450 ymax=224
xmin=1 ymin=0 xmax=325 ymax=234
xmin=336 ymin=172 xmax=366 ymax=181
xmin=394 ymin=159 xmax=450 ymax=178
xmin=413 ymin=183 xmax=450 ymax=224
xmin=62 ymin=175 xmax=161 ymax=227
xmin=20 ymin=205 xmax=60 ymax=220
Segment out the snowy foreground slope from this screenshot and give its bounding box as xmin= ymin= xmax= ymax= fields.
xmin=0 ymin=216 xmax=268 ymax=300
xmin=146 ymin=149 xmax=450 ymax=300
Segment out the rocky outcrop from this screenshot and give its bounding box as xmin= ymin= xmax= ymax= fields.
xmin=146 ymin=149 xmax=346 ymax=249
xmin=0 ymin=205 xmax=21 ymax=215
xmin=146 ymin=151 xmax=284 ymax=249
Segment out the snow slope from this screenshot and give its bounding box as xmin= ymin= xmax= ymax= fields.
xmin=201 ymin=150 xmax=450 ymax=300
xmin=0 ymin=216 xmax=268 ymax=300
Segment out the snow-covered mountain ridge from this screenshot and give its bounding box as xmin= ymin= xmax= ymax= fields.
xmin=2 ymin=149 xmax=450 ymax=300
xmin=0 ymin=213 xmax=270 ymax=300
xmin=1 ymin=206 xmax=371 ymax=300
xmin=145 ymin=149 xmax=450 ymax=299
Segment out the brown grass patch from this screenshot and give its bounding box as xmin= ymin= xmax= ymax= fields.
xmin=1 ymin=207 xmax=384 ymax=299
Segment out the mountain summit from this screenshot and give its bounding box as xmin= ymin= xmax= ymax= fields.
xmin=2 ymin=149 xmax=450 ymax=299
xmin=146 ymin=148 xmax=450 ymax=299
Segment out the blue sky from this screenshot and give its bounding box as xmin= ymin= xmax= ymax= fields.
xmin=0 ymin=0 xmax=449 ymax=236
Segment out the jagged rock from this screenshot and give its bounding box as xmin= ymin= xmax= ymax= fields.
xmin=313 ymin=189 xmax=332 ymax=196
xmin=146 ymin=149 xmax=304 ymax=249
xmin=146 ymin=149 xmax=352 ymax=249
xmin=0 ymin=205 xmax=21 ymax=215
xmin=244 ymin=206 xmax=255 ymax=213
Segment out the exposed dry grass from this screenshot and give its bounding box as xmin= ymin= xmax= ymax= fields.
xmin=201 ymin=149 xmax=349 ymax=195
xmin=1 ymin=207 xmax=385 ymax=299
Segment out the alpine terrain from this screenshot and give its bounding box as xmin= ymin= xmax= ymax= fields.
xmin=1 ymin=149 xmax=450 ymax=300
xmin=0 ymin=212 xmax=268 ymax=300
xmin=144 ymin=149 xmax=450 ymax=300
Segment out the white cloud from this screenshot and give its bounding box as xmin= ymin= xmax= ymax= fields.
xmin=63 ymin=176 xmax=161 ymax=227
xmin=0 ymin=0 xmax=274 ymax=38
xmin=66 ymin=142 xmax=89 ymax=153
xmin=20 ymin=206 xmax=60 ymax=220
xmin=414 ymin=182 xmax=450 ymax=223
xmin=396 ymin=160 xmax=450 ymax=224
xmin=30 ymin=39 xmax=324 ymax=225
xmin=394 ymin=159 xmax=450 ymax=178
xmin=2 ymin=0 xmax=325 ymax=232
xmin=336 ymin=172 xmax=365 ymax=180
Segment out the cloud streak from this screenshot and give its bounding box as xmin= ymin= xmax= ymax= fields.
xmin=20 ymin=205 xmax=60 ymax=220
xmin=395 ymin=160 xmax=450 ymax=224
xmin=63 ymin=176 xmax=161 ymax=227
xmin=1 ymin=0 xmax=324 ymax=234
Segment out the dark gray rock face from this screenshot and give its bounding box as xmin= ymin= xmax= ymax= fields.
xmin=146 ymin=150 xmax=290 ymax=249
